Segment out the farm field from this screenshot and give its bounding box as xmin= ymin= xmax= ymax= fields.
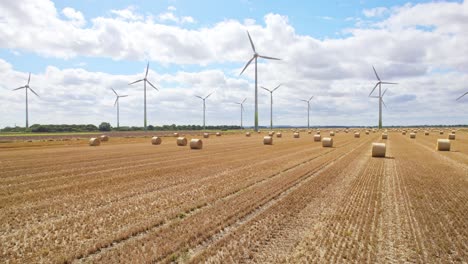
xmin=0 ymin=130 xmax=467 ymax=263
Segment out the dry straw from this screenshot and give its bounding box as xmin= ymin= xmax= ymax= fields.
xmin=276 ymin=132 xmax=282 ymax=138
xmin=173 ymin=132 xmax=179 ymax=137
xmin=365 ymin=131 xmax=369 ymax=135
xmin=425 ymin=131 xmax=429 ymax=135
xmin=316 ymin=130 xmax=321 ymax=135
xmin=216 ymin=132 xmax=221 ymax=136
xmin=437 ymin=139 xmax=450 ymax=151
xmin=151 ymin=136 xmax=162 ymax=145
xmin=314 ymin=134 xmax=321 ymax=142
xmin=451 ymin=130 xmax=456 ymax=134
xmin=190 ymin=139 xmax=203 ymax=149
xmin=245 ymin=132 xmax=251 ymax=137
xmin=100 ymin=135 xmax=109 ymax=142
xmin=294 ymin=132 xmax=300 ymax=138
xmin=308 ymin=131 xmax=312 ymax=134
xmin=322 ymin=137 xmax=333 ymax=147
xmin=268 ymin=131 xmax=275 ymax=136
xmin=330 ymin=131 xmax=335 ymax=136
xmin=354 ymin=132 xmax=360 ymax=138
xmin=382 ymin=133 xmax=388 ymax=139
xmin=410 ymin=133 xmax=416 ymax=139
xmin=263 ymin=136 xmax=273 ymax=145
xmin=89 ymin=138 xmax=101 ymax=146
xmin=439 ymin=131 xmax=444 ymax=135
xmin=448 ymin=134 xmax=456 ymax=140
xmin=402 ymin=131 xmax=407 ymax=135
xmin=177 ymin=137 xmax=187 ymax=146
xmin=372 ymin=143 xmax=386 ymax=157
xmin=203 ymin=133 xmax=209 ymax=138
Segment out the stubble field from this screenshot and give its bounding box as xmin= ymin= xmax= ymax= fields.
xmin=0 ymin=130 xmax=467 ymax=263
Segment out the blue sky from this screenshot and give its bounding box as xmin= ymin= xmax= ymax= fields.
xmin=0 ymin=0 xmax=467 ymax=128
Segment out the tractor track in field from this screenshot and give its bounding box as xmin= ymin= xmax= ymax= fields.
xmin=76 ymin=136 xmax=367 ymax=263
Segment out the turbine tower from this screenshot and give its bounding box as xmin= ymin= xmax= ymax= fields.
xmin=369 ymin=66 xmax=397 ymax=129
xmin=12 ymin=73 xmax=39 ymax=128
xmin=195 ymin=91 xmax=214 ymax=130
xmin=456 ymin=92 xmax=467 ymax=101
xmin=129 ymin=62 xmax=158 ymax=131
xmin=261 ymin=84 xmax=281 ymax=130
xmin=300 ymin=96 xmax=314 ymax=130
xmin=111 ymin=88 xmax=128 ymax=129
xmin=234 ymin=98 xmax=247 ymax=129
xmin=240 ymin=31 xmax=281 ymax=132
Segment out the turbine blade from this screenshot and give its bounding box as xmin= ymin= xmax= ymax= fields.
xmin=369 ymin=83 xmax=379 ymax=97
xmin=242 ymin=98 xmax=247 ymax=104
xmin=234 ymin=102 xmax=240 ymax=104
xmin=129 ymin=79 xmax=144 ymax=85
xmin=13 ymin=86 xmax=26 ymax=90
xmin=239 ymin=56 xmax=255 ymax=76
xmin=27 ymin=72 xmax=31 ymax=85
xmin=246 ymin=31 xmax=256 ymax=53
xmin=309 ymin=95 xmax=314 ymax=101
xmin=111 ymin=87 xmax=118 ymax=96
xmin=28 ymin=87 xmax=39 ymax=97
xmin=370 ymin=96 xmax=379 ymax=98
xmin=120 ymin=95 xmax=129 ymax=97
xmin=456 ymin=92 xmax=468 ymax=101
xmin=261 ymin=86 xmax=271 ymax=92
xmin=258 ymin=55 xmax=281 ymax=60
xmin=146 ymin=80 xmax=158 ymax=91
xmin=300 ymin=99 xmax=308 ymax=103
xmin=372 ymin=65 xmax=381 ymax=81
xmin=114 ymin=98 xmax=118 ymax=107
xmin=381 ymin=82 xmax=397 ymax=85
xmin=195 ymin=95 xmax=203 ymax=100
xmin=382 ymin=88 xmax=388 ymax=97
xmin=272 ymin=84 xmax=282 ymax=92
xmin=145 ymin=62 xmax=149 ymax=78
xmin=205 ymin=91 xmax=214 ymax=99
xmin=382 ymin=99 xmax=388 ymax=109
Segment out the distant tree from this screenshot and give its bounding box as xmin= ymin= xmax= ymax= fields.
xmin=99 ymin=122 xmax=112 ymax=131
xmin=147 ymin=125 xmax=155 ymax=130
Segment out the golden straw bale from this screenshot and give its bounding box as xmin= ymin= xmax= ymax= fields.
xmin=190 ymin=139 xmax=203 ymax=149
xmin=372 ymin=143 xmax=386 ymax=157
xmin=177 ymin=137 xmax=187 ymax=146
xmin=151 ymin=137 xmax=162 ymax=145
xmin=263 ymin=136 xmax=273 ymax=145
xmin=322 ymin=137 xmax=333 ymax=147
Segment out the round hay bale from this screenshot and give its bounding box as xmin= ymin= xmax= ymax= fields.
xmin=173 ymin=132 xmax=179 ymax=137
xmin=322 ymin=137 xmax=333 ymax=147
xmin=344 ymin=130 xmax=349 ymax=133
xmin=216 ymin=132 xmax=221 ymax=136
xmin=354 ymin=132 xmax=360 ymax=138
xmin=437 ymin=139 xmax=450 ymax=151
xmin=365 ymin=131 xmax=369 ymax=135
xmin=268 ymin=131 xmax=275 ymax=136
xmin=276 ymin=132 xmax=282 ymax=138
xmin=451 ymin=130 xmax=456 ymax=134
xmin=293 ymin=132 xmax=300 ymax=138
xmin=439 ymin=131 xmax=444 ymax=135
xmin=308 ymin=131 xmax=312 ymax=134
xmin=316 ymin=131 xmax=321 ymax=135
xmin=410 ymin=133 xmax=416 ymax=139
xmin=100 ymin=135 xmax=109 ymax=142
xmin=203 ymin=133 xmax=209 ymax=138
xmin=424 ymin=131 xmax=429 ymax=135
xmin=314 ymin=134 xmax=321 ymax=142
xmin=190 ymin=139 xmax=203 ymax=149
xmin=245 ymin=132 xmax=251 ymax=137
xmin=448 ymin=134 xmax=455 ymax=140
xmin=330 ymin=131 xmax=335 ymax=136
xmin=177 ymin=137 xmax=187 ymax=146
xmin=402 ymin=131 xmax=407 ymax=135
xmin=89 ymin=138 xmax=101 ymax=146
xmin=263 ymin=136 xmax=273 ymax=145
xmin=151 ymin=136 xmax=162 ymax=145
xmin=372 ymin=143 xmax=386 ymax=157
xmin=382 ymin=133 xmax=388 ymax=139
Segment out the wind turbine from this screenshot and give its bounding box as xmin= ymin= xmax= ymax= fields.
xmin=129 ymin=62 xmax=158 ymax=131
xmin=240 ymin=31 xmax=281 ymax=132
xmin=111 ymin=88 xmax=128 ymax=129
xmin=195 ymin=91 xmax=214 ymax=130
xmin=369 ymin=66 xmax=397 ymax=129
xmin=456 ymin=92 xmax=467 ymax=101
xmin=234 ymin=98 xmax=247 ymax=129
xmin=12 ymin=73 xmax=39 ymax=128
xmin=261 ymin=84 xmax=281 ymax=130
xmin=300 ymin=96 xmax=314 ymax=130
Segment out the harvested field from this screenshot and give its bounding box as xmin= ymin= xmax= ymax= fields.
xmin=0 ymin=131 xmax=467 ymax=263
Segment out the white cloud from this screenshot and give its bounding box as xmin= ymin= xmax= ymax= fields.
xmin=62 ymin=7 xmax=86 ymax=27
xmin=363 ymin=7 xmax=388 ymax=18
xmin=0 ymin=1 xmax=467 ymax=126
xmin=167 ymin=6 xmax=176 ymax=11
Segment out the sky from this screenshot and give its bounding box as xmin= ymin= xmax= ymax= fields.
xmin=0 ymin=0 xmax=467 ymax=128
